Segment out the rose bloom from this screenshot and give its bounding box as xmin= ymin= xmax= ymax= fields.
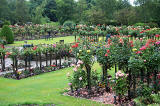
xmin=136 ymin=51 xmax=141 ymax=54
xmin=77 ymin=60 xmax=83 ymax=64
xmin=73 ymin=67 xmax=77 ymax=72
xmin=68 ymin=83 xmax=72 ymax=86
xmin=79 ymin=77 xmax=83 ymax=81
xmin=140 ymin=46 xmax=146 ymax=51
xmin=132 ymin=48 xmax=137 ymax=52
xmin=66 ymin=72 xmax=70 ymax=77
xmin=87 ymin=50 xmax=91 ymax=53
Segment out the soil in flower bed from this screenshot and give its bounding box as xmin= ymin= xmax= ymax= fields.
xmin=64 ymin=87 xmax=136 ymax=106
xmin=1 ymin=65 xmax=68 ymax=80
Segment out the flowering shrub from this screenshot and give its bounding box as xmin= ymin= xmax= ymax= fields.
xmin=111 ymin=71 xmax=128 ymax=99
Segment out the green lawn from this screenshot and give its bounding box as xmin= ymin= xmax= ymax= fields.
xmin=7 ymin=36 xmax=76 ymax=46
xmin=0 ymin=63 xmax=114 ymax=106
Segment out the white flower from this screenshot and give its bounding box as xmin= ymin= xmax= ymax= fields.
xmin=79 ymin=77 xmax=82 ymax=81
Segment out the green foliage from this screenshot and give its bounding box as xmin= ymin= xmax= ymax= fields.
xmin=136 ymin=83 xmax=154 ymax=105
xmin=0 ymin=25 xmax=14 ymax=44
xmin=134 ymin=23 xmax=147 ymax=26
xmin=63 ymin=20 xmax=75 ymax=28
xmin=3 ymin=20 xmax=10 ymax=25
xmin=56 ymin=0 xmax=76 ymax=24
xmin=147 ymin=22 xmax=159 ymax=28
xmin=110 ymin=71 xmax=128 ymax=96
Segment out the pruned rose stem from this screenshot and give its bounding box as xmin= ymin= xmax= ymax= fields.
xmin=102 ymin=65 xmax=109 ymax=92
xmin=59 ymin=50 xmax=61 ymax=69
xmin=49 ymin=51 xmax=52 ymax=66
xmin=39 ymin=52 xmax=42 ymax=70
xmin=15 ymin=56 xmax=19 ymax=80
xmin=128 ymin=68 xmax=131 ymax=100
xmin=55 ymin=52 xmax=57 ymax=66
xmin=36 ymin=53 xmax=38 ymax=67
xmin=25 ymin=55 xmax=27 ymax=71
xmin=28 ymin=54 xmax=31 ymax=71
xmin=147 ymin=68 xmax=150 ymax=86
xmin=133 ymin=72 xmax=136 ymax=97
xmin=115 ymin=64 xmax=117 ymax=76
xmin=71 ymin=85 xmax=73 ymax=93
xmin=45 ymin=51 xmax=48 ymax=67
xmin=154 ymin=69 xmax=158 ymax=93
xmin=85 ymin=64 xmax=91 ymax=95
xmin=140 ymin=69 xmax=144 ymax=82
xmin=2 ymin=53 xmax=5 ymax=72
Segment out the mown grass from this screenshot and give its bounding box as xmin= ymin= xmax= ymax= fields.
xmin=0 ymin=63 xmax=114 ymax=106
xmin=7 ymin=36 xmax=76 ymax=46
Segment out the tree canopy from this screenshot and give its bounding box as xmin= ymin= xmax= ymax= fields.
xmin=0 ymin=0 xmax=159 ymax=26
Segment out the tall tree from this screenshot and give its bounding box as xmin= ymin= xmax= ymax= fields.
xmin=0 ymin=0 xmax=10 ymax=21
xmin=44 ymin=0 xmax=58 ymax=22
xmin=15 ymin=0 xmax=30 ymax=24
xmin=56 ymin=0 xmax=76 ymax=24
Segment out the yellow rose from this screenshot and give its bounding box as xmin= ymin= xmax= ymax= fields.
xmin=87 ymin=50 xmax=91 ymax=53
xmin=79 ymin=50 xmax=82 ymax=52
xmin=99 ymin=38 xmax=102 ymax=42
xmin=132 ymin=48 xmax=137 ymax=52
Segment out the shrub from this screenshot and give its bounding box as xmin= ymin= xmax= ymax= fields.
xmin=3 ymin=20 xmax=10 ymax=26
xmin=63 ymin=20 xmax=75 ymax=28
xmin=134 ymin=23 xmax=147 ymax=26
xmin=0 ymin=25 xmax=14 ymax=44
xmin=147 ymin=22 xmax=158 ymax=28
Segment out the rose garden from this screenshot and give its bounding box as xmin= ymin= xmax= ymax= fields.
xmin=0 ymin=22 xmax=159 ymax=106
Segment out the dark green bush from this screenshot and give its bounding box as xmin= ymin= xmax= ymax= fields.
xmin=0 ymin=25 xmax=14 ymax=44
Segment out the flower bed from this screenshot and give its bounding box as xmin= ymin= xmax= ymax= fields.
xmin=66 ymin=36 xmax=160 ymax=105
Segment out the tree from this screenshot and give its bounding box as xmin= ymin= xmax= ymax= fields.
xmin=44 ymin=0 xmax=58 ymax=22
xmin=0 ymin=0 xmax=10 ymax=21
xmin=31 ymin=0 xmax=49 ymax=24
xmin=0 ymin=25 xmax=14 ymax=44
xmin=15 ymin=0 xmax=31 ymax=24
xmin=56 ymin=0 xmax=76 ymax=24
xmin=83 ymin=6 xmax=107 ymax=25
xmin=74 ymin=0 xmax=88 ymax=23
